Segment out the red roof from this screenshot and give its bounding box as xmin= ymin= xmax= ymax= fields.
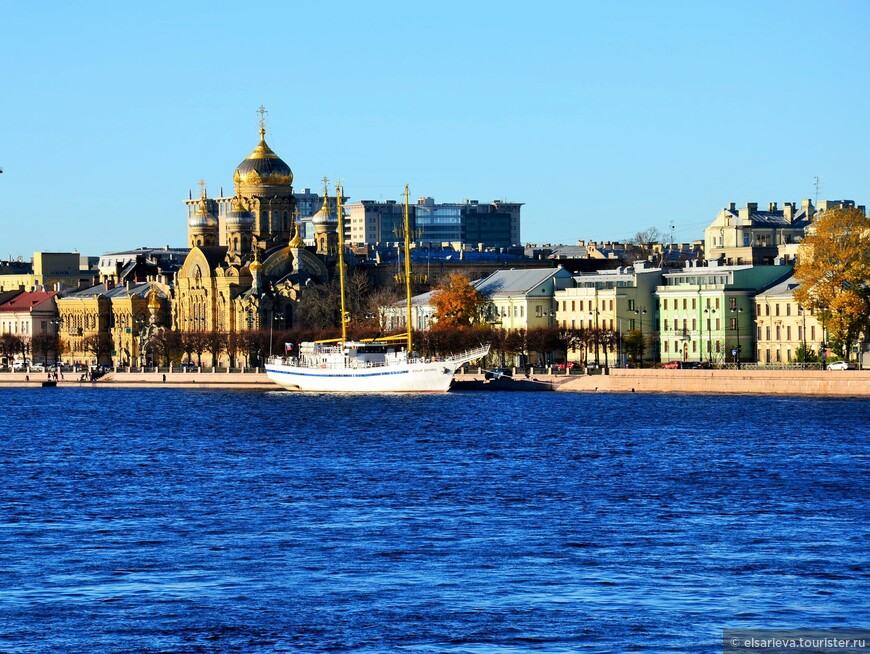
xmin=0 ymin=291 xmax=59 ymax=313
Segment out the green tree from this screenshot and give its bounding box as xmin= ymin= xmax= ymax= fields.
xmin=31 ymin=333 xmax=61 ymax=364
xmin=623 ymin=329 xmax=646 ymax=366
xmin=0 ymin=333 xmax=26 ymax=367
xmin=204 ymin=330 xmax=227 ymax=367
xmin=794 ymin=206 xmax=870 ymax=356
xmin=82 ymin=333 xmax=111 ymax=365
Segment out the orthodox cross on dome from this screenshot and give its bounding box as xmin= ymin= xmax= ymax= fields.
xmin=321 ymin=176 xmax=329 ymax=195
xmin=257 ymin=105 xmax=268 ymax=138
xmin=198 ymin=179 xmax=207 ymax=198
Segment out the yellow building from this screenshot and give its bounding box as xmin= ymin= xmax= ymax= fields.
xmin=754 ymin=275 xmax=823 ymax=365
xmin=0 ymin=252 xmax=95 ymax=292
xmin=56 ymin=281 xmax=170 ymax=367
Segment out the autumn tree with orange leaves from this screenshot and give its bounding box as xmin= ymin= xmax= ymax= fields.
xmin=430 ymin=273 xmax=489 ymax=328
xmin=794 ymin=206 xmax=870 ymax=356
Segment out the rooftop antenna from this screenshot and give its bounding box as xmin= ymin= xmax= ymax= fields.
xmin=669 ymin=221 xmax=675 ymax=250
xmin=813 ymin=176 xmax=822 ymax=205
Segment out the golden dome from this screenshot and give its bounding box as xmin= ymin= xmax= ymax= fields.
xmin=289 ymin=231 xmax=306 ymax=248
xmin=226 ymin=195 xmax=254 ymax=231
xmin=188 ymin=193 xmax=217 ymax=230
xmin=233 ymin=126 xmax=293 ymax=187
xmin=147 ymin=287 xmax=161 ymax=310
xmin=311 ymin=185 xmax=337 ymax=233
xmin=249 ymin=258 xmax=263 ymax=272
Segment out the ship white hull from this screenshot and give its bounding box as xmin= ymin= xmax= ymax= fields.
xmin=266 ymin=360 xmax=457 ymax=393
xmin=265 ymin=345 xmax=489 ymax=393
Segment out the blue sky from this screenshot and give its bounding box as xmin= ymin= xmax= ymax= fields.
xmin=1 ymin=0 xmax=868 ymax=257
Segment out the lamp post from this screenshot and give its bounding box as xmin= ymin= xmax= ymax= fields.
xmin=797 ymin=304 xmax=807 ymax=366
xmin=135 ymin=316 xmax=147 ymax=367
xmin=50 ymin=317 xmax=63 ymax=366
xmin=704 ymin=307 xmax=716 ymax=366
xmin=633 ymin=307 xmax=647 ymax=366
xmin=731 ymin=306 xmax=744 ymax=369
xmin=269 ymin=312 xmax=281 ymax=359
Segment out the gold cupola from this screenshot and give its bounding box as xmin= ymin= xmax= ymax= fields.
xmin=233 ymin=108 xmax=293 ymax=188
xmin=147 ymin=286 xmax=161 ymax=311
xmin=311 ymin=181 xmax=337 ymax=234
xmin=289 ymin=209 xmax=306 ymax=248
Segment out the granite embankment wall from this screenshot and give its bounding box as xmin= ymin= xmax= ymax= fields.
xmin=0 ymin=370 xmax=272 ymax=389
xmin=554 ymin=368 xmax=870 ymax=396
xmin=1 ymin=369 xmax=867 ymax=396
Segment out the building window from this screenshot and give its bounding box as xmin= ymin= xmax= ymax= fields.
xmin=787 ymin=326 xmax=791 ymax=340
xmin=775 ymin=304 xmax=780 ymax=316
xmin=663 ymin=299 xmax=668 ymax=310
xmin=786 ymin=304 xmax=791 ymax=316
xmin=729 ymin=297 xmax=737 ymax=311
xmin=628 ymin=299 xmax=635 ymax=311
xmin=765 ymin=326 xmax=771 ymax=341
xmin=729 ymin=318 xmax=737 ymax=330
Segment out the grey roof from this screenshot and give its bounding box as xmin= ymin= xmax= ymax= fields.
xmin=61 ymin=282 xmax=156 ymax=300
xmin=749 ymin=208 xmax=810 ymax=228
xmin=755 ymin=275 xmax=801 ymax=299
xmin=475 ymin=268 xmax=567 ymax=297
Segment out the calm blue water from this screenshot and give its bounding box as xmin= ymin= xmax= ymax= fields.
xmin=0 ymin=388 xmax=867 ymax=653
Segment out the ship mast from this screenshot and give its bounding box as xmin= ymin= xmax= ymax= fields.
xmin=336 ymin=182 xmax=348 ymax=344
xmin=403 ymin=184 xmax=413 ymax=353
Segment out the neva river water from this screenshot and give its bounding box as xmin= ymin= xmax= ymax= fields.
xmin=0 ymin=388 xmax=867 ymax=653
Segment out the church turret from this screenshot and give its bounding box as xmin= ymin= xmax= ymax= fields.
xmin=187 ymin=181 xmax=218 ymax=248
xmin=248 ymin=248 xmax=263 ymax=294
xmin=311 ymin=177 xmax=338 ymax=256
xmin=232 ymin=106 xmax=296 ymax=250
xmin=225 ymin=194 xmax=254 ymax=263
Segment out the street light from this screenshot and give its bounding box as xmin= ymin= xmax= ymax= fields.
xmin=731 ymin=306 xmax=744 ymax=369
xmin=269 ymin=312 xmax=281 ymax=359
xmin=798 ymin=304 xmax=807 ymax=368
xmin=633 ymin=307 xmax=647 ymax=366
xmin=50 ymin=318 xmax=63 ymax=366
xmin=704 ymin=307 xmax=716 ymax=366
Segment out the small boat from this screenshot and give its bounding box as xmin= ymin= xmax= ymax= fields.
xmin=265 ymin=184 xmax=489 ymax=392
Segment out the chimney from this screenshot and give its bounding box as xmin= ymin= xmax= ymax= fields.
xmin=728 ymin=202 xmax=736 ymax=211
xmin=747 ymin=202 xmax=758 ymax=212
xmin=768 ymin=202 xmax=777 ymax=212
xmin=783 ymin=202 xmax=794 ymax=223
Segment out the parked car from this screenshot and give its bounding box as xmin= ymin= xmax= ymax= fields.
xmin=12 ymin=361 xmax=31 ymax=372
xmin=556 ymin=362 xmax=576 ymax=370
xmin=485 ymin=367 xmax=513 ymax=380
xmin=827 ymin=360 xmax=857 ymax=370
xmin=30 ymin=362 xmax=46 ymax=372
xmin=178 ymin=362 xmax=197 ymax=370
xmin=664 ymin=361 xmax=682 ymax=369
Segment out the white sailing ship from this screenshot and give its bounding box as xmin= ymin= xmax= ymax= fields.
xmin=265 ymin=184 xmax=489 ymax=392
